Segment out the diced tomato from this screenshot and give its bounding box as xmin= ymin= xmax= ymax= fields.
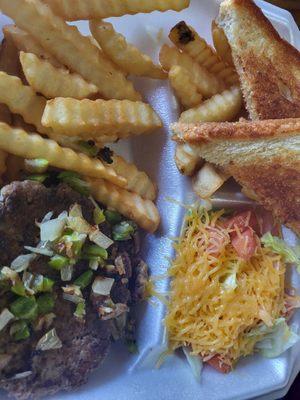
xmin=223 ymin=211 xmax=260 ymax=236
xmin=206 ymin=355 xmax=232 ymax=374
xmin=231 ymin=227 xmax=258 ymax=260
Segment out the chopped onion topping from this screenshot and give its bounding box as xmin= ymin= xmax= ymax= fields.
xmin=24 ymin=245 xmax=54 ymax=257
xmin=67 ymin=204 xmax=92 ymax=234
xmin=40 ymin=217 xmax=66 ymax=242
xmin=68 ymin=204 xmax=83 ymax=218
xmin=92 ymin=277 xmax=114 ymax=296
xmin=0 ymin=308 xmax=14 ymax=332
xmin=22 ymin=272 xmax=35 ymax=295
xmin=100 ymin=303 xmax=129 ymax=321
xmin=41 ymin=211 xmax=54 ymax=224
xmin=11 ymin=254 xmax=37 ymax=272
xmin=1 ymin=267 xmax=20 ymax=285
xmin=62 ymin=285 xmax=82 ymax=297
xmin=62 ymin=293 xmax=84 ymax=304
xmin=60 ymin=265 xmax=73 ymax=282
xmin=36 ymin=328 xmax=62 ymax=351
xmin=89 ymin=259 xmax=100 ymax=271
xmin=9 ymin=371 xmax=33 ymax=380
xmin=89 ymin=229 xmax=113 ymax=249
xmin=34 ymin=313 xmax=56 ymax=332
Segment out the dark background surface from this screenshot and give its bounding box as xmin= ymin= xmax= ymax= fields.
xmin=282 ymin=373 xmax=299 ymax=399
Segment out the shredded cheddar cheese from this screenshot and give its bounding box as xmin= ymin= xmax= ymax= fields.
xmin=165 ymin=207 xmax=285 ymax=364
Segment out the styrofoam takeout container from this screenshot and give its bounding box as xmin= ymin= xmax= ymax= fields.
xmin=0 ymin=1 xmax=299 ymax=399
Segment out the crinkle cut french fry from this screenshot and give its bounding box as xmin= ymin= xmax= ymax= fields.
xmin=0 ymin=149 xmax=8 ymax=183
xmin=168 ymin=66 xmax=202 ymax=109
xmin=159 ymin=45 xmax=226 ymax=98
xmin=0 ymin=71 xmax=50 ymax=135
xmin=211 ymin=21 xmax=234 ymax=67
xmin=175 ymin=87 xmax=242 ymax=176
xmin=179 ymin=86 xmax=242 ymax=123
xmin=90 ymin=21 xmax=166 ymax=79
xmin=0 ymin=0 xmax=141 ymax=101
xmin=20 ymin=52 xmax=98 ymax=99
xmin=46 ymin=132 xmax=157 ymax=200
xmin=0 ymin=123 xmax=126 ymax=187
xmin=87 ymin=177 xmax=160 ymax=233
xmin=3 ymin=25 xmax=62 ymax=68
xmin=169 ymin=22 xmax=238 ymax=86
xmin=175 ymin=143 xmax=203 ymax=176
xmin=42 ymin=98 xmax=162 ymax=140
xmin=43 ymin=0 xmax=190 ymax=20
xmin=106 ymin=154 xmax=157 ymax=201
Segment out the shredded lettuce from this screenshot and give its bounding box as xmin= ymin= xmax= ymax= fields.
xmin=182 ymin=347 xmax=203 ymax=381
xmin=249 ymin=318 xmax=300 ymax=358
xmin=261 ymin=233 xmax=300 ymax=272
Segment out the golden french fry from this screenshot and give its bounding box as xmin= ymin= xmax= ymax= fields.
xmin=0 ymin=0 xmax=141 ymax=101
xmin=0 ymin=123 xmax=126 ymax=187
xmin=87 ymin=177 xmax=160 ymax=233
xmin=39 ymin=132 xmax=156 ymax=200
xmin=3 ymin=154 xmax=24 ymax=183
xmin=0 ymin=149 xmax=8 ymax=183
xmin=179 ymin=86 xmax=242 ymax=123
xmin=90 ymin=21 xmax=166 ymax=79
xmin=20 ymin=52 xmax=98 ymax=99
xmin=106 ymin=153 xmax=157 ymax=201
xmin=192 ymin=162 xmax=228 ymax=199
xmin=175 ymin=144 xmax=203 ymax=176
xmin=211 ymin=21 xmax=234 ymax=67
xmin=43 ymin=0 xmax=190 ymax=20
xmin=0 ymin=71 xmax=50 ymax=135
xmin=159 ymin=45 xmax=226 ymax=98
xmin=169 ymin=22 xmax=238 ymax=86
xmin=168 ymin=65 xmax=202 ymax=108
xmin=176 ymin=86 xmax=242 ymax=176
xmin=42 ymin=98 xmax=162 ymax=140
xmin=3 ymin=25 xmax=62 ymax=68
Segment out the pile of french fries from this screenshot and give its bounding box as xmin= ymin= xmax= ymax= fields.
xmin=0 ymin=0 xmax=191 ymax=233
xmin=160 ymin=20 xmax=244 ymax=199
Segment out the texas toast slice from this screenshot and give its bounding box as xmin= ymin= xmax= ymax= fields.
xmin=217 ymin=0 xmax=300 ymax=120
xmin=172 ymin=119 xmax=300 ymax=235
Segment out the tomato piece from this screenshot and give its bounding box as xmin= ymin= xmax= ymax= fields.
xmin=206 ymin=355 xmax=232 ymax=373
xmin=223 ymin=211 xmax=260 ymax=235
xmin=231 ymin=227 xmax=258 ymax=260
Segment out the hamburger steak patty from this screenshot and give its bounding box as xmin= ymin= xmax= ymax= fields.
xmin=0 ymin=181 xmax=148 ymax=400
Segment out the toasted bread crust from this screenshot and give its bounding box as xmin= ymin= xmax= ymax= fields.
xmin=172 ymin=118 xmax=300 ymax=143
xmin=218 ymin=0 xmax=300 ymax=120
xmin=226 ymin=162 xmax=300 ymax=235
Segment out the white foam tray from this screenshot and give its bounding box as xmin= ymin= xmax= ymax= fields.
xmin=0 ymin=1 xmax=299 ymax=399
